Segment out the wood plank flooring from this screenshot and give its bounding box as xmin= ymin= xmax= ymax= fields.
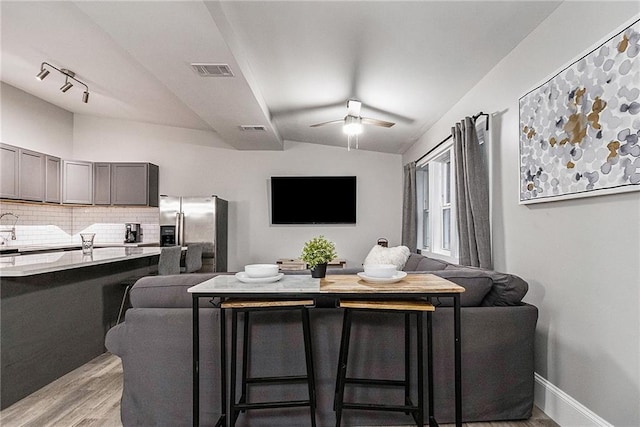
xmin=1 ymin=353 xmax=559 ymax=427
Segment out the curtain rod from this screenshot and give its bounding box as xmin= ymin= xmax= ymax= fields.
xmin=472 ymin=111 xmax=490 ymax=131
xmin=416 ymin=134 xmax=452 ymax=164
xmin=415 ymin=111 xmax=489 ymax=164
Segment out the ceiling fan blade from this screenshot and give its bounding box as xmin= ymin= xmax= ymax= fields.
xmin=346 ymin=99 xmax=361 ymax=116
xmin=361 ymin=117 xmax=395 ymax=128
xmin=310 ymin=119 xmax=344 ymax=128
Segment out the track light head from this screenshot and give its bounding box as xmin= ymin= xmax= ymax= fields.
xmin=60 ymin=79 xmax=73 ymax=93
xmin=82 ymin=91 xmax=89 ymax=104
xmin=36 ymin=68 xmax=50 ymax=81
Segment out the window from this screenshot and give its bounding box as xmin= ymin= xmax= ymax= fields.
xmin=416 ymin=141 xmax=458 ymax=263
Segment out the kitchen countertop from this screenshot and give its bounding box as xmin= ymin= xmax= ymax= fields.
xmin=0 ymin=247 xmax=161 ymax=277
xmin=0 ymin=242 xmax=159 ymax=256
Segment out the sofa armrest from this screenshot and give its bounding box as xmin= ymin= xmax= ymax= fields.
xmin=431 ymin=303 xmax=538 ymax=422
xmin=105 ymin=322 xmax=126 ymax=357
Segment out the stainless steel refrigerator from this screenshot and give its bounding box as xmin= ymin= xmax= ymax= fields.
xmin=159 ymin=195 xmax=228 ymax=272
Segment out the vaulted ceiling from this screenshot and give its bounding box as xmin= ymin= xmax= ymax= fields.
xmin=1 ymin=1 xmax=562 ymax=153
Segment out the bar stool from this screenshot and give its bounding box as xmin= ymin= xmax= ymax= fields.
xmin=334 ymin=299 xmax=435 ymax=426
xmin=221 ymin=299 xmax=317 ymax=426
xmin=180 ymin=242 xmax=203 ymax=273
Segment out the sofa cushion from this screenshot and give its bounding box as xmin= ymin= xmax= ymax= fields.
xmin=363 ymin=245 xmax=411 ymax=269
xmin=423 ymin=270 xmax=493 ymax=306
xmin=130 ymin=273 xmax=219 ymax=308
xmin=403 ymin=253 xmax=451 ymax=271
xmin=443 ymin=265 xmax=528 ymax=306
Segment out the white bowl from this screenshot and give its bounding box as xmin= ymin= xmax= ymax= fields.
xmin=244 ymin=264 xmax=279 ymax=278
xmin=363 ymin=263 xmax=397 ymax=278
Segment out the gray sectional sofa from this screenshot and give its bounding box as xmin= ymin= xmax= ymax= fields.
xmin=106 ymin=253 xmax=537 ymax=426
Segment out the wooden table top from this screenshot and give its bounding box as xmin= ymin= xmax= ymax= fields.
xmin=320 ymin=274 xmax=465 ymax=294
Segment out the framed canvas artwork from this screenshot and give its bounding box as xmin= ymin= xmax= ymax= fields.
xmin=519 ymin=18 xmax=640 ymax=204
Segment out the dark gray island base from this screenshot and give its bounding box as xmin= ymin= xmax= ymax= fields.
xmin=0 ymin=249 xmax=160 ymax=409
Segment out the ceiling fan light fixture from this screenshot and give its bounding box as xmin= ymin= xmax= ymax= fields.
xmin=343 ymin=116 xmax=363 ymax=135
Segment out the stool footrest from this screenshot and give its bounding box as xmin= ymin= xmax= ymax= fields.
xmin=247 ymin=375 xmax=309 ymax=384
xmin=342 ymin=402 xmax=419 ymax=413
xmin=345 ymin=377 xmax=406 ymax=387
xmin=234 ymin=400 xmax=312 ymax=410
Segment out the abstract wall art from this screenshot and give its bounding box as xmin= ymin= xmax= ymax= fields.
xmin=519 ymin=18 xmax=640 ymax=204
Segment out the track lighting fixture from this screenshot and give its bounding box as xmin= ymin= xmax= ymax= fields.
xmin=35 ymin=62 xmax=90 ymax=103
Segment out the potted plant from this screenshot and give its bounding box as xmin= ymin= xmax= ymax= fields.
xmin=300 ymin=235 xmax=337 ymax=278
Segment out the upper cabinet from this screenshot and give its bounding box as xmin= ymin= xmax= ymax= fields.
xmin=62 ymin=160 xmax=93 ymax=205
xmin=0 ymin=144 xmax=56 ymax=203
xmin=1 ymin=143 xmax=159 ymax=207
xmin=45 ymin=156 xmax=62 ymax=203
xmin=93 ymin=163 xmax=112 ymax=205
xmin=0 ymin=143 xmax=20 ymax=199
xmin=111 ymin=163 xmax=159 ymax=207
xmin=19 ymin=148 xmax=46 ymax=201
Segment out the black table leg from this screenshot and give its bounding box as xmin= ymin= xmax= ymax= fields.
xmin=193 ymin=295 xmax=199 ymax=427
xmin=454 ymin=294 xmax=462 ymax=427
xmin=220 ymin=305 xmax=227 ymax=427
xmin=427 ymin=307 xmax=435 ymax=427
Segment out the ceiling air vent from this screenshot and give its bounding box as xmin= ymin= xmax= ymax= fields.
xmin=191 ymin=63 xmax=234 ymax=77
xmin=240 ymin=125 xmax=266 ymax=132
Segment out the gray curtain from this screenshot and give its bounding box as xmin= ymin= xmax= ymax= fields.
xmin=453 ymin=117 xmax=492 ymax=269
xmin=401 ymin=161 xmax=417 ymax=253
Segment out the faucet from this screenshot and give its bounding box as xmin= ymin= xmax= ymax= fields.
xmin=0 ymin=212 xmax=19 ymax=242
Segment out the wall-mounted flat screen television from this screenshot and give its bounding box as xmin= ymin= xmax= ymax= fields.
xmin=271 ymin=176 xmax=356 ymax=224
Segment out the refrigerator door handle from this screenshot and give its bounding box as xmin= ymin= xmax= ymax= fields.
xmin=179 ymin=212 xmax=185 ymax=246
xmin=175 ymin=212 xmax=181 ymax=246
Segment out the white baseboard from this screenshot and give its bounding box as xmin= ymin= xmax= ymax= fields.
xmin=534 ymin=373 xmax=613 ymax=427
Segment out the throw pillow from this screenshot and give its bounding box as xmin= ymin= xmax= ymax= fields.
xmin=363 ymin=245 xmax=411 ymax=270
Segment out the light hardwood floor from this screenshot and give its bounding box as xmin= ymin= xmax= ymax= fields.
xmin=1 ymin=353 xmax=559 ymax=427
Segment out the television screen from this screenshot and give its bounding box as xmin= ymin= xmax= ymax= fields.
xmin=271 ymin=176 xmax=356 ymax=224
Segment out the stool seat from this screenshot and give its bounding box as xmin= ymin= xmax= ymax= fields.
xmin=339 ymin=300 xmax=434 ymax=311
xmin=334 ymin=299 xmax=434 ymax=426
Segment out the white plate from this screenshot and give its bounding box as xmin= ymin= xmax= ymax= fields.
xmin=235 ymin=272 xmax=284 ymax=283
xmin=357 ymin=271 xmax=407 ymax=284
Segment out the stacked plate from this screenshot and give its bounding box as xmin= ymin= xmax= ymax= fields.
xmin=235 ymin=264 xmax=284 ymax=283
xmin=357 ymin=264 xmax=407 ymax=284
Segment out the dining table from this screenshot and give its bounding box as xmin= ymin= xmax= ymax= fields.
xmin=188 ymin=273 xmax=465 ymax=427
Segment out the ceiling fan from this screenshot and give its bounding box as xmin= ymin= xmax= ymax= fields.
xmin=310 ymin=100 xmax=395 ymax=150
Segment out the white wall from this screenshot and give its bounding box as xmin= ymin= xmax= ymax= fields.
xmin=0 ymin=82 xmax=74 ymax=157
xmin=73 ymin=114 xmax=403 ymax=271
xmin=404 ymin=3 xmax=640 ymax=426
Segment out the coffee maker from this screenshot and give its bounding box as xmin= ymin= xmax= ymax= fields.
xmin=124 ymin=223 xmax=142 ymax=243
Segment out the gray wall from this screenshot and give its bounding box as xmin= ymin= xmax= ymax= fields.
xmin=0 ymin=82 xmax=74 ymax=158
xmin=403 ymin=3 xmax=639 ymax=426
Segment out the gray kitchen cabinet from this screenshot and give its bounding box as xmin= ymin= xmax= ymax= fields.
xmin=19 ymin=148 xmax=46 ymax=201
xmin=93 ymin=163 xmax=111 ymax=205
xmin=111 ymin=163 xmax=159 ymax=206
xmin=62 ymin=160 xmax=93 ymax=204
xmin=45 ymin=156 xmax=61 ymax=203
xmin=0 ymin=143 xmax=19 ymax=199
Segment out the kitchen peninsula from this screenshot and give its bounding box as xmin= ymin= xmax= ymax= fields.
xmin=0 ymin=247 xmax=161 ymax=409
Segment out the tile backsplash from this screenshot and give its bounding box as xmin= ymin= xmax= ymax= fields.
xmin=0 ymin=201 xmax=159 ymax=247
